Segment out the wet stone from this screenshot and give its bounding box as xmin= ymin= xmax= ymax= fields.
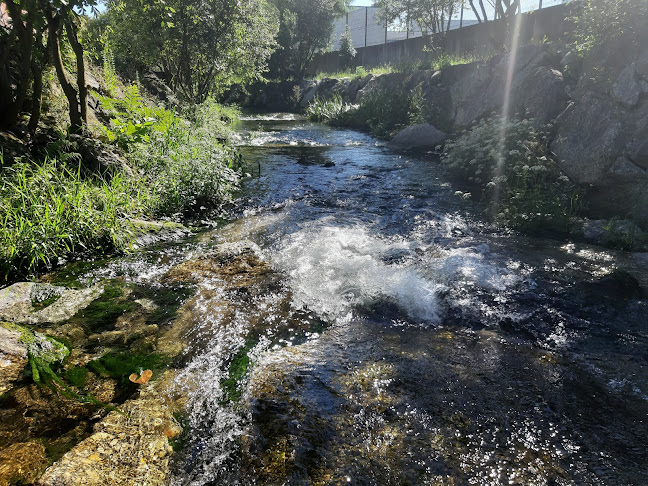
xmin=0 ymin=283 xmax=104 ymax=325
xmin=0 ymin=325 xmax=28 ymax=395
xmin=38 ymin=377 xmax=182 ymax=486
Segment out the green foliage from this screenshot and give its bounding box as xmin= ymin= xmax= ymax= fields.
xmin=573 ymin=0 xmax=648 ymax=55
xmin=268 ymin=0 xmax=348 ymax=78
xmin=376 ymin=0 xmax=457 ymax=35
xmin=313 ymin=64 xmax=395 ymax=81
xmin=306 ymin=83 xmax=421 ymax=139
xmin=105 ymin=0 xmax=279 ymax=102
xmin=442 ymin=116 xmax=582 ymax=234
xmin=305 ymin=94 xmax=355 ymax=123
xmin=0 ymin=155 xmax=147 ymax=279
xmin=602 ymin=219 xmax=648 ymax=251
xmin=98 ymin=87 xmax=242 ymax=218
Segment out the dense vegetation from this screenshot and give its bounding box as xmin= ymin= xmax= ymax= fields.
xmin=442 ymin=116 xmax=582 ymax=234
xmin=103 ymin=0 xmax=279 ymax=103
xmin=267 ymin=0 xmax=348 ymax=79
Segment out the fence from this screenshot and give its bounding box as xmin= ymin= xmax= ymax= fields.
xmin=311 ymin=2 xmax=574 ymax=74
xmin=332 ymin=0 xmax=568 ymax=51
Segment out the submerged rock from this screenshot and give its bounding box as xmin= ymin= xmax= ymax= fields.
xmin=0 ymin=283 xmax=104 ymax=325
xmin=0 ymin=441 xmax=49 ymax=485
xmin=130 ymin=219 xmax=190 ymax=249
xmin=163 ymin=240 xmax=267 ymax=286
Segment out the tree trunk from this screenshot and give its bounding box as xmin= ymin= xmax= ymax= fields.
xmin=446 ymin=3 xmax=454 ymax=32
xmin=65 ymin=17 xmax=87 ymax=130
xmin=45 ymin=8 xmax=83 ymax=133
xmin=468 ymin=0 xmax=482 ymax=23
xmin=2 ymin=0 xmax=34 ymax=130
xmin=478 ymin=0 xmax=489 ymax=21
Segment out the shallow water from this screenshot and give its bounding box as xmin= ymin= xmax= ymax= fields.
xmin=65 ymin=115 xmax=648 ymax=485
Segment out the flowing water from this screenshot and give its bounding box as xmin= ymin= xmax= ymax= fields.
xmin=72 ymin=114 xmax=648 ymax=485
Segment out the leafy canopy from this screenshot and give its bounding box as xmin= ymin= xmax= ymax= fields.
xmin=105 ymin=0 xmax=279 ymax=102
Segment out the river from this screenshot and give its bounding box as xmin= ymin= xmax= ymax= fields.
xmin=78 ymin=114 xmax=648 ymax=485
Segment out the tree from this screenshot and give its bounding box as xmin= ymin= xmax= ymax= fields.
xmin=339 ymin=25 xmax=356 ymax=69
xmin=376 ymin=0 xmax=459 ymax=35
xmin=105 ymin=0 xmax=279 ymax=103
xmin=268 ymin=0 xmax=348 ymax=79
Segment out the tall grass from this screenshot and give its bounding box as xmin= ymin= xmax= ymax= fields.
xmin=0 ymin=156 xmax=148 ymax=278
xmin=305 ymin=94 xmax=356 ymax=123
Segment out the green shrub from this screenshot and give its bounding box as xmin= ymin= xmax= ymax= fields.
xmin=305 ymin=94 xmax=355 ymax=124
xmin=306 ymin=84 xmax=422 ymax=139
xmin=442 ymin=116 xmax=582 ymax=234
xmin=98 ymin=88 xmax=242 ymax=218
xmin=573 ymin=0 xmax=648 ymax=55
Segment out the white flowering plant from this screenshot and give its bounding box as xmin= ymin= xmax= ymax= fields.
xmin=442 ymin=115 xmax=583 ymax=234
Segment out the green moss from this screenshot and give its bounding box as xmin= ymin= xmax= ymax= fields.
xmin=222 ymin=339 xmax=257 ymax=403
xmin=31 ymin=294 xmax=61 ymax=310
xmin=64 ymin=366 xmax=89 ymax=389
xmin=169 ymin=412 xmax=189 ymax=452
xmin=74 ymin=284 xmax=140 ymax=333
xmin=134 ymin=284 xmax=195 ymax=326
xmin=86 ymin=351 xmax=168 ymax=385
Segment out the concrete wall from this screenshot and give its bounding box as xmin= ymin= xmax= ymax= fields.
xmin=309 ymin=3 xmax=575 ymax=75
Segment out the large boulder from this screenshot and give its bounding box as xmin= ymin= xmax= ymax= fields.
xmin=510 ymin=65 xmax=568 ymax=124
xmin=0 ymin=283 xmax=104 ymax=325
xmin=550 ymin=93 xmax=625 ymax=184
xmin=611 ymin=64 xmax=642 ymax=108
xmin=450 ymin=44 xmax=566 ymax=128
xmin=0 ymin=325 xmax=28 ymax=395
xmin=388 ymin=123 xmax=448 ymax=151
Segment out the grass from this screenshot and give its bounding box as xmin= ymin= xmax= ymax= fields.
xmin=313 ymin=65 xmax=395 ymax=80
xmin=306 ymin=84 xmax=422 ymax=139
xmin=99 ymin=86 xmax=243 ymax=218
xmin=313 ymin=50 xmax=491 ymax=81
xmin=0 ymin=155 xmax=147 ymax=280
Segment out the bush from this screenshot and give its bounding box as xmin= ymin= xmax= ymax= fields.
xmin=305 ymin=94 xmax=355 ymax=124
xmin=573 ymin=0 xmax=648 ymax=55
xmin=442 ymin=116 xmax=582 ymax=234
xmin=99 ymin=88 xmax=242 ymax=218
xmin=307 ymin=84 xmax=422 ymax=139
xmin=339 ymin=26 xmax=357 ymax=69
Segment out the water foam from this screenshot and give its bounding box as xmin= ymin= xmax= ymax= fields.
xmin=271 ymin=223 xmax=445 ymax=324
